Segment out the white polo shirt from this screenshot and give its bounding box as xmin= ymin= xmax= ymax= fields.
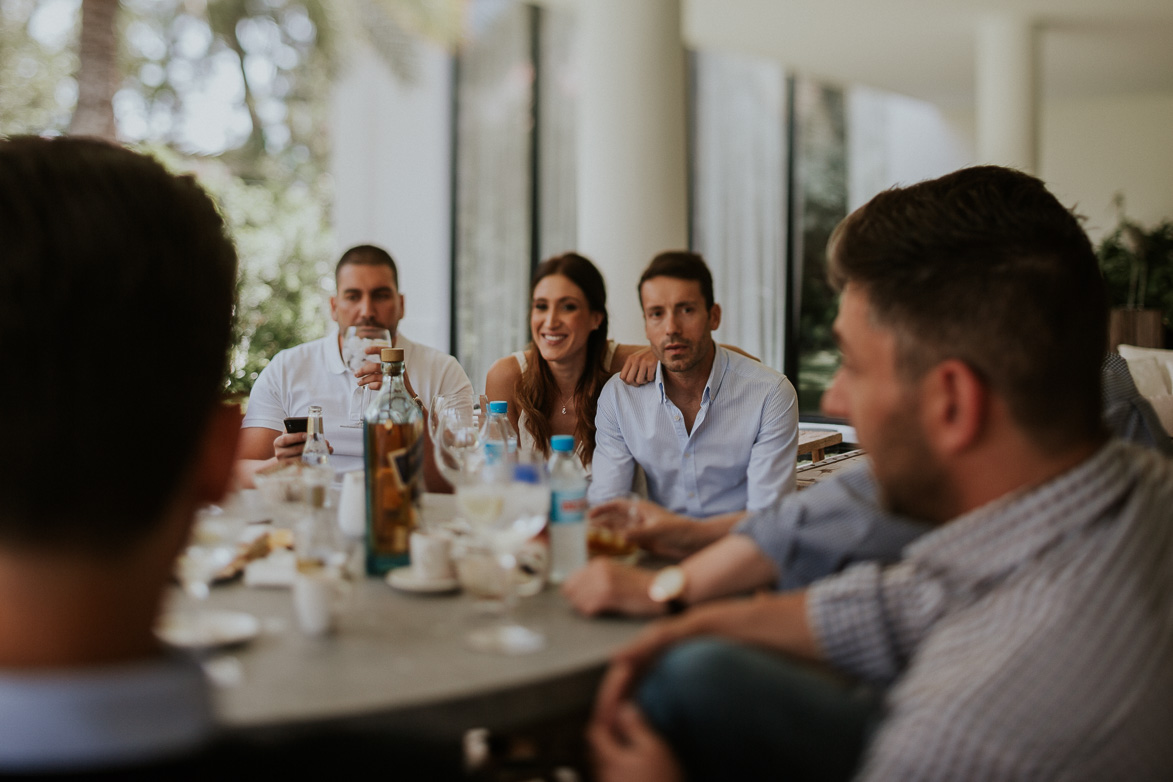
xmin=242 ymin=332 xmax=475 ymax=473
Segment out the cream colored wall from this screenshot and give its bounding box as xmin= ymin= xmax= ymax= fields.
xmin=330 ymin=41 xmax=453 ymax=353
xmin=939 ymin=93 xmax=1173 ymax=243
xmin=1040 ymin=91 xmax=1173 ymax=240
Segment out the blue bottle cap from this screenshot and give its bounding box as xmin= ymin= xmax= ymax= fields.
xmin=551 ymin=435 xmax=575 ymax=453
xmin=489 ymin=400 xmax=508 ymax=414
xmin=513 ymin=464 xmax=541 ymax=484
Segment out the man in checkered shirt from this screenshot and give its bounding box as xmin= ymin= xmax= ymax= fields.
xmin=587 ymin=165 xmax=1173 ymax=781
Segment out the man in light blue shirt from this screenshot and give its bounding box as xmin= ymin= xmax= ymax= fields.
xmin=589 ymin=251 xmax=799 ymax=557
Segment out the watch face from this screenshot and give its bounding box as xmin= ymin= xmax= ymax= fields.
xmin=649 ymin=567 xmax=686 ymax=603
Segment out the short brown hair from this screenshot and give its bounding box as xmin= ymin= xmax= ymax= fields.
xmin=638 ymin=251 xmax=715 ymax=309
xmin=827 ymin=165 xmax=1107 ymax=450
xmin=337 ymin=244 xmax=399 ymax=288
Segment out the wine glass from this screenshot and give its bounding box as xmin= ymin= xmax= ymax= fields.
xmin=176 ymin=511 xmax=245 ymax=601
xmin=434 ymin=405 xmax=484 ymax=488
xmin=457 ymin=461 xmax=549 ymax=655
xmin=341 ymin=326 xmax=392 ymax=373
xmin=428 ymin=394 xmax=449 ymax=440
xmin=339 ymin=326 xmax=391 ymax=429
xmin=173 ymin=508 xmax=248 ymax=645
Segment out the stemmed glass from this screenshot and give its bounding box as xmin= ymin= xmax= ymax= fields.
xmin=165 ymin=507 xmax=253 ymax=687
xmin=172 ymin=507 xmax=249 ymax=649
xmin=341 ymin=325 xmax=392 ymax=372
xmin=176 ymin=510 xmax=246 ymax=602
xmin=433 ymin=405 xmax=484 ymax=488
xmin=457 ymin=459 xmax=549 ymax=655
xmin=340 ymin=326 xmax=391 ymax=428
xmin=428 ymin=394 xmax=449 ymax=440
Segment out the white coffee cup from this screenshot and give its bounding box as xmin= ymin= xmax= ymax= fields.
xmin=410 ymin=531 xmax=454 ymax=582
xmin=337 ymin=470 xmax=366 ymax=540
xmin=293 ymin=566 xmax=347 ymax=636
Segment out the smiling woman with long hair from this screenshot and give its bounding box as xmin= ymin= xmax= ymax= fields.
xmin=484 ymin=253 xmax=651 ymax=467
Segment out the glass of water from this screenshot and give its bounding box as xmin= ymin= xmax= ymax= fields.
xmin=341 ymin=326 xmax=391 ymax=373
xmin=457 ymin=462 xmax=550 ymax=655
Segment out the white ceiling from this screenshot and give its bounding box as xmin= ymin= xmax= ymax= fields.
xmin=684 ymin=0 xmax=1173 ymax=108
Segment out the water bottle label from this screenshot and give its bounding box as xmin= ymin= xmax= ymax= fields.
xmin=551 ymin=489 xmax=587 ymax=523
xmin=484 ymin=441 xmax=504 ymax=464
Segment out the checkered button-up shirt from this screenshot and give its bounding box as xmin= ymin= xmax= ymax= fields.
xmin=808 ymin=440 xmax=1173 ymax=781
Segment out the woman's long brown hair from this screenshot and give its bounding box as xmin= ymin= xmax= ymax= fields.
xmin=515 ymin=253 xmax=610 ymax=464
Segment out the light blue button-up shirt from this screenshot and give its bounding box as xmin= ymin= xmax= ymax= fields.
xmin=589 ymin=346 xmax=799 ymax=516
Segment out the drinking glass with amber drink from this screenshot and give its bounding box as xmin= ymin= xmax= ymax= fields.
xmin=587 ymin=492 xmax=643 ymax=562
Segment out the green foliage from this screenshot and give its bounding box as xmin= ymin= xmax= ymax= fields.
xmin=796 ymin=81 xmax=846 ymax=356
xmin=1097 ymin=218 xmax=1173 ymax=333
xmin=1 ymin=1 xmax=344 ymax=398
xmin=0 ymin=0 xmax=76 ymax=134
xmin=794 ymin=80 xmax=847 ymax=412
xmin=144 ymin=146 xmax=335 ymax=397
xmin=4 ymin=0 xmax=463 ymax=398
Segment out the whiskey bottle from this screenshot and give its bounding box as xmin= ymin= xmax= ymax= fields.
xmin=363 ymin=347 xmax=423 ymax=574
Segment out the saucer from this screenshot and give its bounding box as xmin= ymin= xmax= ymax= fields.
xmin=156 ymin=609 xmax=260 ymax=649
xmin=386 ymin=566 xmax=460 ymax=594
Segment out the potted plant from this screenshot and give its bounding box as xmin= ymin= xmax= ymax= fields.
xmin=1096 ymin=199 xmax=1173 ymax=350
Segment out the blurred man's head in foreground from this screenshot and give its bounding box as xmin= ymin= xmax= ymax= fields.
xmin=0 ymin=136 xmax=238 ymax=553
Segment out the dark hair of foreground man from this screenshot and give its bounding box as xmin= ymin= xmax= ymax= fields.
xmin=0 ymin=136 xmax=237 ymax=549
xmin=0 ymin=137 xmax=462 ymax=779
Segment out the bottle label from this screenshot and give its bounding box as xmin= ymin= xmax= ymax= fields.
xmin=365 ymin=418 xmax=424 ymax=574
xmin=387 ymin=435 xmax=425 ymax=502
xmin=551 ymin=489 xmax=587 ymax=523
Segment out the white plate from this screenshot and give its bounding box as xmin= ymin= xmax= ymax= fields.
xmin=386 ymin=566 xmax=460 ymax=594
xmin=156 ymin=609 xmax=260 ymax=649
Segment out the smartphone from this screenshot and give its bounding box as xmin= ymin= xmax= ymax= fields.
xmin=283 ymin=416 xmax=308 ymax=434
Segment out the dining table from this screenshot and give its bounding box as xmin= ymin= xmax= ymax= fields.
xmin=167 ymin=493 xmax=650 ymax=743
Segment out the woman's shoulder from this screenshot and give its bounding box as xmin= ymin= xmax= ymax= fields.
xmin=486 ymin=353 xmax=525 ymax=384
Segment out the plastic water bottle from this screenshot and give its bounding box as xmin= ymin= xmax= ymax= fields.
xmin=547 ymin=435 xmax=587 ymax=583
xmin=505 ymin=461 xmax=551 ymax=595
xmin=480 ymin=400 xmax=518 ymax=465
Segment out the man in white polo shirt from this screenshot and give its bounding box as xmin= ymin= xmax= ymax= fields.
xmin=237 ymin=245 xmax=474 ymax=489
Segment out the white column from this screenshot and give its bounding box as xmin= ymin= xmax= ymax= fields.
xmin=576 ymin=0 xmax=689 ymax=344
xmin=331 ymin=41 xmax=453 ymax=353
xmin=975 ymin=15 xmax=1039 ymax=173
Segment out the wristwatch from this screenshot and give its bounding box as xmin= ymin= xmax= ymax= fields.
xmin=648 ymin=566 xmax=688 ymax=615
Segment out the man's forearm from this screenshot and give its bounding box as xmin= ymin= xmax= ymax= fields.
xmin=681 ymin=534 xmax=780 ymax=605
xmin=674 ymin=590 xmax=820 ymax=662
xmin=607 ymin=589 xmax=823 ymax=694
xmin=662 ymin=511 xmax=746 ymax=558
xmin=625 ymin=508 xmax=748 ymax=561
xmin=696 ymin=511 xmax=745 ymax=539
